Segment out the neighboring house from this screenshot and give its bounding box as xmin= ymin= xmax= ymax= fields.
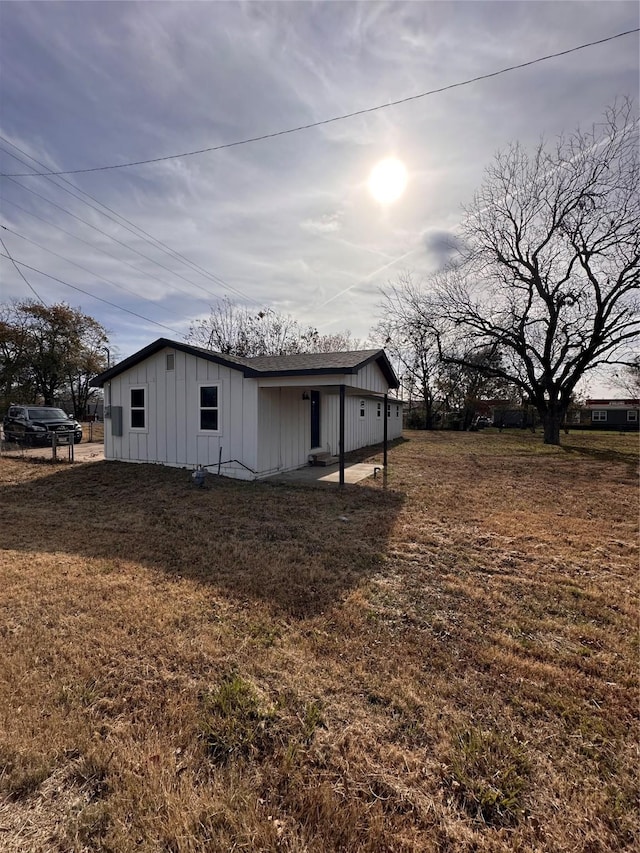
xmin=91 ymin=338 xmax=402 ymax=480
xmin=57 ymin=397 xmax=104 ymax=421
xmin=581 ymin=399 xmax=639 ymax=430
xmin=484 ymin=401 xmax=538 ymax=430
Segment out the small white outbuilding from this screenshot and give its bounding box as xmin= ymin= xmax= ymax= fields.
xmin=91 ymin=339 xmax=402 ymax=481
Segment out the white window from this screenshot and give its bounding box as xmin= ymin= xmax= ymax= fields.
xmin=130 ymin=387 xmax=146 ymax=429
xmin=199 ymin=384 xmax=220 ymax=432
xmin=359 ymin=400 xmax=365 ymax=418
xmin=166 ymin=352 xmax=175 ymax=371
xmin=387 ymin=403 xmax=391 ymax=418
xmin=592 ymin=410 xmax=607 ymax=422
xmin=396 ymin=405 xmax=400 ymax=418
xmin=627 ymin=410 xmax=638 ymax=423
xmin=377 ymin=402 xmax=381 ymax=418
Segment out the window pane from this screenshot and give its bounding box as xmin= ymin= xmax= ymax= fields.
xmin=131 ymin=409 xmax=145 ymax=429
xmin=200 ymin=386 xmax=218 ymax=408
xmin=131 ymin=388 xmax=145 ymax=408
xmin=201 ymin=410 xmax=218 ymax=431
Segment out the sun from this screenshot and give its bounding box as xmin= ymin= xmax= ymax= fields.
xmin=368 ymin=157 xmax=408 ymax=204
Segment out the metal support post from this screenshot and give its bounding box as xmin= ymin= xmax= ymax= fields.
xmin=383 ymin=392 xmax=388 ymax=470
xmin=339 ymin=384 xmax=345 ymax=486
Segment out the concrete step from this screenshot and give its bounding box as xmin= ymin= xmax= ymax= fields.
xmin=308 ymin=450 xmax=338 ymax=467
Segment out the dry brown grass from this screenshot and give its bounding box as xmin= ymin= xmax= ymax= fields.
xmin=0 ymin=429 xmax=638 ymax=852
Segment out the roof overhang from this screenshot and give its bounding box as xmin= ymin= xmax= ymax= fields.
xmin=91 ymin=338 xmax=400 ymax=389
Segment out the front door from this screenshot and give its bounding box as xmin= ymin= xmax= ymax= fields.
xmin=310 ymin=390 xmax=320 ymax=447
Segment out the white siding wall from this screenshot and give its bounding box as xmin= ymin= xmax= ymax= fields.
xmin=104 ymin=348 xmax=258 ymax=479
xmin=257 ymin=388 xmax=310 ymax=475
xmin=389 ymin=401 xmax=404 ymax=440
xmin=255 ymin=390 xmax=403 ymax=475
xmin=353 ymin=361 xmax=390 ymax=394
xmin=103 ymin=349 xmax=401 ymax=480
xmin=319 ymin=395 xmax=402 ymax=455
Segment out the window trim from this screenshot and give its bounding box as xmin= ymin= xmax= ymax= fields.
xmin=377 ymin=402 xmax=381 ymax=418
xmin=197 ymin=382 xmax=222 ymax=435
xmin=359 ymin=400 xmax=366 ymax=418
xmin=591 ymin=410 xmax=607 ymax=422
xmin=627 ymin=409 xmax=638 ymax=423
xmin=129 ymin=385 xmax=147 ymax=432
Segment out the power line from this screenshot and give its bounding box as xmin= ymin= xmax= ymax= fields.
xmin=1 ymin=28 xmax=637 ymax=178
xmin=0 ymin=233 xmax=46 ymax=304
xmin=0 ymin=138 xmax=260 ymax=306
xmin=2 ymin=195 xmax=233 ymax=319
xmin=0 ymin=252 xmax=186 ymax=337
xmin=2 ymin=195 xmax=191 ymax=289
xmin=3 ymin=174 xmax=245 ymax=306
xmin=1 ymin=224 xmax=185 ymax=321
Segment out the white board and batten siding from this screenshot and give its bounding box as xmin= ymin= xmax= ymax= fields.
xmin=257 ymin=388 xmax=310 ymax=475
xmin=320 ymin=395 xmax=402 ymax=456
xmin=104 ymin=347 xmax=258 ymax=480
xmin=315 ymin=358 xmax=402 ymax=454
xmin=255 ymin=363 xmax=388 ymax=394
xmin=353 ymin=361 xmax=389 ymax=395
xmin=101 ymin=345 xmax=401 ymax=480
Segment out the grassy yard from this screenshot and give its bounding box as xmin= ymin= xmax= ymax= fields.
xmin=0 ymin=429 xmax=637 ymax=852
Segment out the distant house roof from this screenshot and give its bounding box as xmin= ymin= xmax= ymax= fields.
xmin=91 ymin=338 xmax=399 ymax=388
xmin=585 ymin=398 xmax=639 ymax=407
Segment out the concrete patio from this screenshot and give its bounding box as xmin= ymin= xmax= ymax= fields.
xmin=267 ymin=462 xmax=384 ymax=485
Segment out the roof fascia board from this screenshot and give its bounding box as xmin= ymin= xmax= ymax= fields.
xmin=254 ymin=366 xmax=359 ymax=379
xmin=90 ymin=339 xmax=399 ymax=388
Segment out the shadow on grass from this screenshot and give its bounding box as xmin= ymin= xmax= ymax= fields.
xmin=560 ymin=441 xmax=639 ymax=467
xmin=0 ymin=455 xmax=405 ymax=619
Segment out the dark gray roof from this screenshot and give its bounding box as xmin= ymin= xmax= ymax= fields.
xmin=91 ymin=339 xmax=399 ymax=388
xmin=244 ymin=350 xmax=382 ymax=371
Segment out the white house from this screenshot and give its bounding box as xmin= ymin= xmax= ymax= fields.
xmin=91 ymin=339 xmax=402 ymax=481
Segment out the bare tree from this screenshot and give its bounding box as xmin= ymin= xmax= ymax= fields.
xmin=374 ymin=274 xmax=513 ymax=428
xmin=307 ymin=330 xmax=366 ymax=352
xmin=372 ymin=274 xmax=441 ymax=428
xmin=610 ymin=355 xmax=640 ymax=398
xmin=188 ymin=297 xmax=362 ymax=356
xmin=435 ymin=100 xmax=639 ymax=444
xmin=436 ymin=344 xmax=518 ymax=430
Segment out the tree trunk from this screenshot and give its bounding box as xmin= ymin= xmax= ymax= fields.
xmin=542 ymin=408 xmax=565 ymax=445
xmin=423 ymin=384 xmax=433 ymax=430
xmin=462 ymin=404 xmax=475 ymax=431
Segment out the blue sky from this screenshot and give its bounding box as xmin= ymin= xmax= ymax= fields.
xmin=1 ymin=1 xmax=638 ymax=392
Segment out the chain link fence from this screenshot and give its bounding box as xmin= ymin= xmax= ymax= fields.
xmin=0 ymin=421 xmax=104 ymax=460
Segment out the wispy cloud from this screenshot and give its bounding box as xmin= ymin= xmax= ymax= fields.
xmin=1 ymin=0 xmax=637 ymax=374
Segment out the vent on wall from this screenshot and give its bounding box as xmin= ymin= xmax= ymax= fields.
xmin=166 ymin=352 xmax=175 ymax=371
